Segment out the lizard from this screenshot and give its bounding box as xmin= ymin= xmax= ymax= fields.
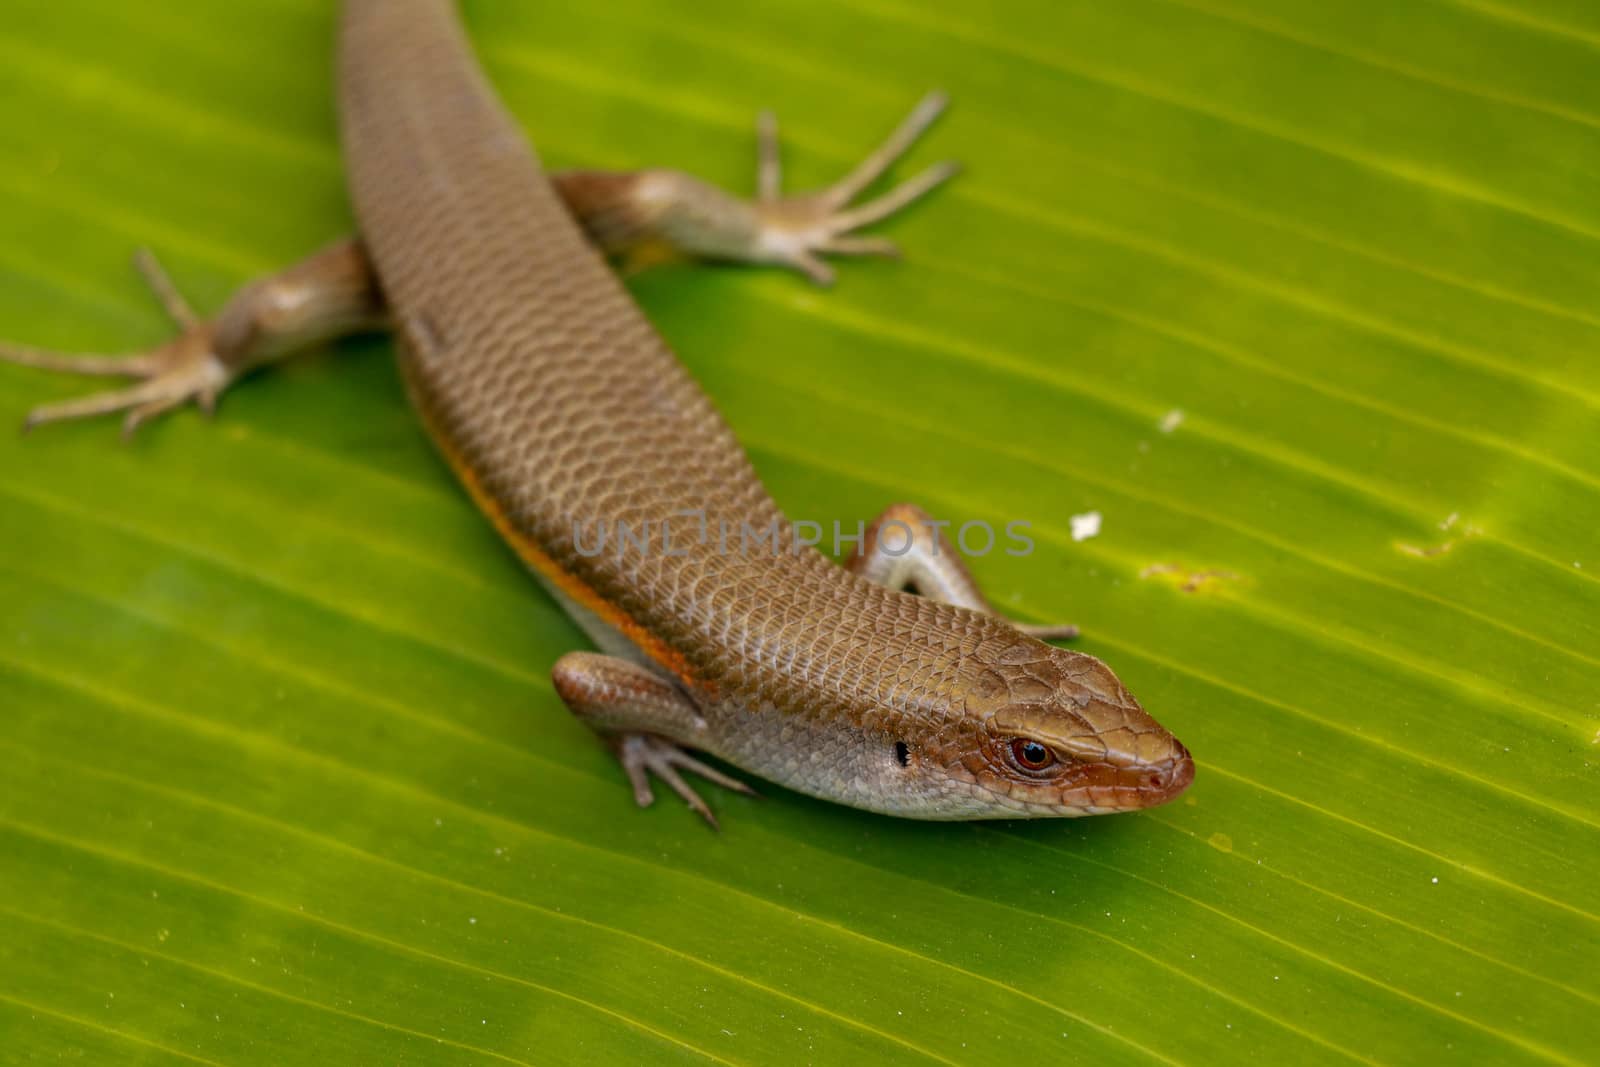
xmin=0 ymin=0 xmax=1193 ymax=826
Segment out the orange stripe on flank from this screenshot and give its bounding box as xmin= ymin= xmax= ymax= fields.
xmin=417 ymin=410 xmax=700 ymax=689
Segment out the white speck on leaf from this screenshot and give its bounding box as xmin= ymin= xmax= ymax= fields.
xmin=1159 ymin=409 xmax=1183 ymax=433
xmin=1070 ymin=512 xmax=1102 ymax=542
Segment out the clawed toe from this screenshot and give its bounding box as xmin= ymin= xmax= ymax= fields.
xmin=1016 ymin=622 xmax=1082 ymax=642
xmin=753 ymin=91 xmax=958 ymax=284
xmin=1 ymin=250 xmax=232 ymax=436
xmin=615 ymin=734 xmax=756 ymax=829
xmin=6 ymin=334 xmax=227 ymax=438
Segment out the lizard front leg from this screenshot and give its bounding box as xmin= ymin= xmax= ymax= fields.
xmin=552 ymin=651 xmax=755 ymax=828
xmin=551 ymin=92 xmax=956 ymax=285
xmin=847 ymin=503 xmax=1081 ymax=640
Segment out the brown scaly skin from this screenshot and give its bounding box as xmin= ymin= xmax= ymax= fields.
xmin=0 ymin=0 xmax=1193 ymax=824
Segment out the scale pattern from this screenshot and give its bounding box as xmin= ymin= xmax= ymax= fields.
xmin=337 ymin=0 xmax=1192 ymax=817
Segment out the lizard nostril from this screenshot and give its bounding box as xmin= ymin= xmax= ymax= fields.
xmin=1164 ymin=752 xmax=1197 ymax=798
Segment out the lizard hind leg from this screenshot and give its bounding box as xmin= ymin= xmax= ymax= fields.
xmin=1 ymin=239 xmax=384 ymax=437
xmin=746 ymin=90 xmax=959 ymax=285
xmin=1 ymin=249 xmax=230 ymax=436
xmin=551 ymin=92 xmax=958 ymax=286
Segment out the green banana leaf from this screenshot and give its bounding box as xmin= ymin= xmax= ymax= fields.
xmin=2 ymin=1 xmax=1596 ymax=1063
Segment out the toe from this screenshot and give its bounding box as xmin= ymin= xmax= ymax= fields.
xmin=611 ymin=734 xmax=749 ymax=827
xmin=654 ymin=762 xmax=719 ymax=829
xmin=664 ymin=749 xmax=758 ymax=797
xmin=819 ymin=236 xmax=900 ymax=258
xmin=792 ymin=252 xmax=836 ymax=286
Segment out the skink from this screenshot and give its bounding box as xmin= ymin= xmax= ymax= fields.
xmin=1 ymin=0 xmax=1193 ymax=824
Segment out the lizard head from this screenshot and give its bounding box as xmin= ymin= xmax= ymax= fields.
xmin=892 ymin=636 xmax=1193 ymax=818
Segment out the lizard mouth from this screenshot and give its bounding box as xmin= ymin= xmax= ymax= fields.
xmin=1126 ymin=744 xmax=1196 ymax=807
xmin=1070 ymin=742 xmax=1195 ymax=813
xmin=957 ymin=738 xmax=1195 ymax=817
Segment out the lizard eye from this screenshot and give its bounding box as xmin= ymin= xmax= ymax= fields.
xmin=1009 ymin=738 xmax=1056 ymax=772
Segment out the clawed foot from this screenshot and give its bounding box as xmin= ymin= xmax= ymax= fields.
xmin=0 ymin=249 xmax=232 ymax=437
xmin=614 ymin=733 xmax=757 ymax=830
xmin=752 ymin=91 xmax=958 ymax=285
